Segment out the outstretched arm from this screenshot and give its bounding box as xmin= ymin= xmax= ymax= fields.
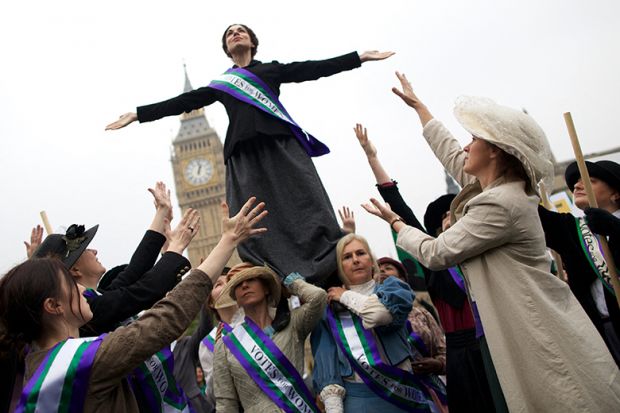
xmin=89 ymin=197 xmax=268 ymax=385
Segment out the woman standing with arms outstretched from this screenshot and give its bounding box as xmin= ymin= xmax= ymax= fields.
xmin=106 ymin=24 xmax=393 ymax=285
xmin=364 ymin=72 xmax=620 ymax=412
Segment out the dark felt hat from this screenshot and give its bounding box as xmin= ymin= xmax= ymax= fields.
xmin=32 ymin=224 xmax=98 ymax=269
xmin=565 ymin=160 xmax=620 ymax=194
xmin=424 ymin=194 xmax=457 ymax=236
xmin=377 ymin=257 xmax=408 ymax=280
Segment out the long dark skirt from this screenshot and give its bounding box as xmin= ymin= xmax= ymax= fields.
xmin=445 ymin=328 xmax=496 ymax=413
xmin=226 ymin=135 xmax=343 ymax=284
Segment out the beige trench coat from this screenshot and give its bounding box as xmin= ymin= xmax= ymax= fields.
xmin=396 ymin=119 xmax=620 ymax=412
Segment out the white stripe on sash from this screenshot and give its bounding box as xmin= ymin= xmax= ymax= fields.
xmin=34 ymin=338 xmax=94 ymax=413
xmin=233 ymin=326 xmax=315 ymax=413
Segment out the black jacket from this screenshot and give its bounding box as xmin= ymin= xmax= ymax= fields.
xmin=81 ymin=230 xmax=191 ymax=336
xmin=538 ymin=206 xmax=620 ymax=339
xmin=137 ymin=52 xmax=362 ymax=160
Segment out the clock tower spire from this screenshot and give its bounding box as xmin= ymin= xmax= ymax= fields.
xmin=170 ymin=65 xmax=239 ymax=266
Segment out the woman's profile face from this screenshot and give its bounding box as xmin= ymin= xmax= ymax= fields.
xmin=341 ymin=240 xmax=374 ymax=285
xmin=573 ymin=177 xmax=619 ymax=212
xmin=463 ymin=137 xmax=494 ymax=176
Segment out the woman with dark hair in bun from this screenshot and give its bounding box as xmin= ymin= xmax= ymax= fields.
xmin=106 ymin=24 xmax=393 ymax=285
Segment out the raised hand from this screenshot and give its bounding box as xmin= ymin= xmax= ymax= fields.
xmin=105 ymin=112 xmax=138 ymax=130
xmin=24 ymin=225 xmax=44 ymax=258
xmin=338 ymin=206 xmax=356 ymax=234
xmin=353 ymin=123 xmax=377 ymax=158
xmin=221 ymin=197 xmax=268 ymax=246
xmin=391 ymin=71 xmax=424 ymax=109
xmin=359 ymin=50 xmax=395 ymax=63
xmin=148 ymin=181 xmax=172 ymax=214
xmin=361 ymin=198 xmax=399 ymax=224
xmin=166 ymin=208 xmax=201 ymax=254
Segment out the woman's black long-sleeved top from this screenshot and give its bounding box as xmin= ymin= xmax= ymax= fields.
xmin=136 ymin=53 xmax=362 ymax=160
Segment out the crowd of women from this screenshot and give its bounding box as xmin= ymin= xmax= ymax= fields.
xmin=2 ymin=23 xmax=620 ymax=413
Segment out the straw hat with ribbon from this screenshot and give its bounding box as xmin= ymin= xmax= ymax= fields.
xmin=220 ymin=265 xmax=282 ymax=308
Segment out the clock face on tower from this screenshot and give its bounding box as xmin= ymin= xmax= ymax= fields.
xmin=184 ymin=158 xmax=213 ymax=186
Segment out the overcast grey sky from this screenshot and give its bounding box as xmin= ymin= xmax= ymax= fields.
xmin=1 ymin=0 xmax=618 ymax=274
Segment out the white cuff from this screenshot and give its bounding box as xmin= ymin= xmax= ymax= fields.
xmin=320 ymin=384 xmax=345 ymax=413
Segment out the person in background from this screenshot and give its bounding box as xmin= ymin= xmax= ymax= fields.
xmin=538 ymin=160 xmax=620 ymax=365
xmin=354 ymin=123 xmax=493 ymax=411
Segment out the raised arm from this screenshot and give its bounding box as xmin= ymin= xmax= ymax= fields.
xmin=353 ymin=123 xmax=425 ymax=232
xmin=284 ymin=273 xmax=328 ymax=339
xmin=392 ymin=72 xmax=475 ymax=187
xmin=101 ymin=182 xmax=174 ymax=291
xmin=24 ymin=225 xmax=44 ymax=259
xmin=89 ymin=197 xmax=268 ymax=385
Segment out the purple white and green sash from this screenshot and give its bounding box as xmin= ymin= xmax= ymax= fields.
xmin=405 ymin=321 xmax=430 ymax=359
xmin=576 ymin=217 xmax=618 ymax=296
xmin=15 ymin=335 xmax=105 ymax=413
xmin=208 ymin=68 xmax=330 ymax=157
xmin=222 ymin=317 xmax=319 ymax=413
xmin=447 ymin=266 xmax=467 ymax=293
xmin=404 ymin=322 xmax=448 ymax=403
xmin=130 ymin=346 xmax=191 ymax=413
xmin=326 ymin=308 xmax=439 ymax=412
xmin=200 ymin=322 xmax=232 ymax=353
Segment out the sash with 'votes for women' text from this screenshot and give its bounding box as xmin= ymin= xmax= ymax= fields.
xmin=576 ymin=217 xmax=619 ymax=296
xmin=222 ymin=317 xmax=319 ymax=413
xmin=208 ymin=68 xmax=330 ymax=157
xmin=326 ymin=308 xmax=439 ymax=412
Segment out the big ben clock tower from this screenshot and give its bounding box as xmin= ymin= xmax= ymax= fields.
xmin=170 ymin=66 xmax=240 ymax=266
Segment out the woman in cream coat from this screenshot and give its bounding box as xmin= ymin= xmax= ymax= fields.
xmin=363 ymin=72 xmax=620 ymax=412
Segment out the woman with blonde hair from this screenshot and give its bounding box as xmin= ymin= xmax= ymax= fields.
xmin=364 ymin=72 xmax=620 ymax=411
xmin=311 ymin=233 xmax=443 ymax=413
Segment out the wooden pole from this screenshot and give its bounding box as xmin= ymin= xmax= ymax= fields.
xmin=564 ymin=112 xmax=620 ymax=306
xmin=40 ymin=211 xmax=53 ymax=235
xmin=539 ymin=183 xmax=566 ymax=281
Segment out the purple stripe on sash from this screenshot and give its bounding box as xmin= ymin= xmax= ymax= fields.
xmin=326 ymin=309 xmax=434 ymax=412
xmin=208 ymin=71 xmax=330 ymax=157
xmin=131 ymin=365 xmax=161 ymax=412
xmin=68 ymin=335 xmax=106 ymax=413
xmin=243 ymin=317 xmax=317 ymax=407
xmin=406 ymin=321 xmax=430 ymax=358
xmin=201 ymin=336 xmax=214 ymax=352
xmin=222 ymin=334 xmax=292 ymax=412
xmin=447 ymin=266 xmax=467 ymax=293
xmin=471 ymin=301 xmax=485 ymax=339
xmin=159 ymin=347 xmax=186 ymax=406
xmin=15 ymin=342 xmax=63 ymax=413
xmin=82 ymin=288 xmax=98 ymax=299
